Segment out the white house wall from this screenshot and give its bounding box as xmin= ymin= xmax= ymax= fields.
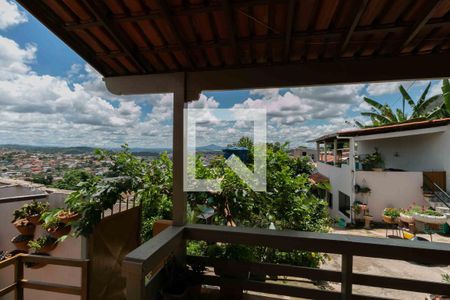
xmin=355 ymin=171 xmax=426 ymax=222
xmin=357 ymin=126 xmax=450 ymax=190
xmin=317 ymin=162 xmax=353 ymax=222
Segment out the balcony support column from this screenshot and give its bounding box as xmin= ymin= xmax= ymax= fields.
xmin=173 ymin=73 xmax=188 ymax=226
xmin=333 ymin=139 xmax=338 ymax=166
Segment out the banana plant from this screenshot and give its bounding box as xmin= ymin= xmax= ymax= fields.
xmin=427 ymin=79 xmax=450 ymax=119
xmin=357 ymin=81 xmax=441 ymax=128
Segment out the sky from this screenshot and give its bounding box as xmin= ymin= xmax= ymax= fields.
xmin=0 ymin=0 xmax=446 ymax=149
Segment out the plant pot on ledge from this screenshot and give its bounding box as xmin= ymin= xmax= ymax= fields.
xmin=11 ymin=235 xmax=33 ymax=252
xmin=413 ymin=212 xmax=447 ymax=225
xmin=56 ymin=210 xmax=79 ymax=224
xmin=46 ymin=223 xmax=71 ymax=238
xmin=13 ymin=219 xmax=36 ymax=235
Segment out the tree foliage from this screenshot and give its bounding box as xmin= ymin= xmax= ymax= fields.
xmin=63 ymin=140 xmax=330 ymax=268
xmin=53 ymin=169 xmax=95 ymax=190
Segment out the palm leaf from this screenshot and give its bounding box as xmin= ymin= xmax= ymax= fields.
xmin=442 ymin=79 xmax=450 ymax=115
xmin=399 ymin=84 xmax=415 ymax=109
xmin=413 ymin=94 xmax=441 ymax=117
xmin=381 ymin=105 xmax=398 ymax=123
xmin=363 ymin=97 xmax=384 ymax=111
xmin=427 ymin=105 xmax=444 ymax=119
xmin=354 ymin=120 xmax=365 ymax=128
xmin=417 ymin=82 xmax=432 ymax=105
xmin=396 ymin=109 xmax=407 ymax=122
xmin=362 ymin=112 xmax=391 ymax=124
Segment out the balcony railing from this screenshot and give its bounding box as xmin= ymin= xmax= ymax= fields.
xmin=123 ymin=224 xmax=450 ymax=299
xmin=0 ymin=254 xmax=89 ymax=299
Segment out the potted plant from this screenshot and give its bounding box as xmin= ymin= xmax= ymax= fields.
xmin=208 ymin=244 xmax=255 ymax=300
xmin=11 ymin=235 xmax=33 ymax=251
xmin=27 ymin=235 xmax=58 ymax=254
xmin=12 ymin=218 xmax=36 ymax=235
xmin=382 ymin=208 xmax=400 ymax=224
xmin=55 ymin=209 xmax=79 ymax=224
xmin=413 ymin=209 xmax=447 ymax=225
xmin=19 ymin=200 xmax=50 ymax=225
xmin=363 ymin=148 xmax=384 ymax=171
xmin=42 ymin=211 xmax=71 ymax=238
xmin=399 ymin=206 xmax=420 ymax=223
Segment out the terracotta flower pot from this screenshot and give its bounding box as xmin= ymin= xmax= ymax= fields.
xmin=56 ymin=211 xmax=80 ymax=224
xmin=47 ymin=224 xmax=71 ymax=238
xmin=13 ymin=219 xmax=36 ymax=235
xmin=28 ymin=214 xmax=43 ymax=225
xmin=11 ymin=235 xmax=33 ymax=252
xmin=38 ymin=242 xmax=58 ymax=253
xmin=382 ymin=215 xmax=397 ymax=224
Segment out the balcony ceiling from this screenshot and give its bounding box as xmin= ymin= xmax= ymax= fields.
xmin=17 ymin=0 xmax=450 ymax=78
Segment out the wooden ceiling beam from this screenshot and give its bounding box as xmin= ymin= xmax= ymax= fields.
xmin=340 ymin=0 xmax=369 ymax=54
xmin=398 ymin=0 xmax=442 ymax=52
xmin=83 ymin=0 xmax=153 ymax=73
xmin=155 ymin=0 xmax=195 ymax=68
xmin=283 ymin=0 xmax=296 ymax=62
xmin=222 ymin=0 xmax=239 ymax=65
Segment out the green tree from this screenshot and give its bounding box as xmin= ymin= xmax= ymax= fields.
xmin=53 ymin=169 xmax=94 ymax=190
xmin=31 ymin=173 xmax=53 ymax=185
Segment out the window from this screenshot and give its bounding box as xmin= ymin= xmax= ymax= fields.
xmin=339 ymin=191 xmax=350 ymax=217
xmin=327 ymin=192 xmax=333 ymax=208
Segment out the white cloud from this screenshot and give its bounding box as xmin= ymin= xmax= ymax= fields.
xmin=0 ymin=0 xmax=27 ymax=30
xmin=0 ymin=35 xmax=36 ymax=79
xmin=366 ymin=80 xmax=429 ymax=96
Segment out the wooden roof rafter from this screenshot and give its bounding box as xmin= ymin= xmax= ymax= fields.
xmin=17 ymin=0 xmax=450 ymax=78
xmin=397 ymin=0 xmax=443 ymax=53
xmin=83 ymin=0 xmax=153 ymax=73
xmin=155 ymin=0 xmax=195 ymax=68
xmin=339 ymin=0 xmax=369 ymax=55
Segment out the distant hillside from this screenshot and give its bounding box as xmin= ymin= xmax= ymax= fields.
xmin=0 ymin=144 xmax=225 ymax=155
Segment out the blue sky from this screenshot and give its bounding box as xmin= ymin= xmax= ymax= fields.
xmin=0 ymin=0 xmax=445 ymax=148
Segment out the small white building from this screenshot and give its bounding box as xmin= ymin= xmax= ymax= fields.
xmin=312 ymin=118 xmax=450 ymax=223
xmin=290 ymin=146 xmax=317 ymax=161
